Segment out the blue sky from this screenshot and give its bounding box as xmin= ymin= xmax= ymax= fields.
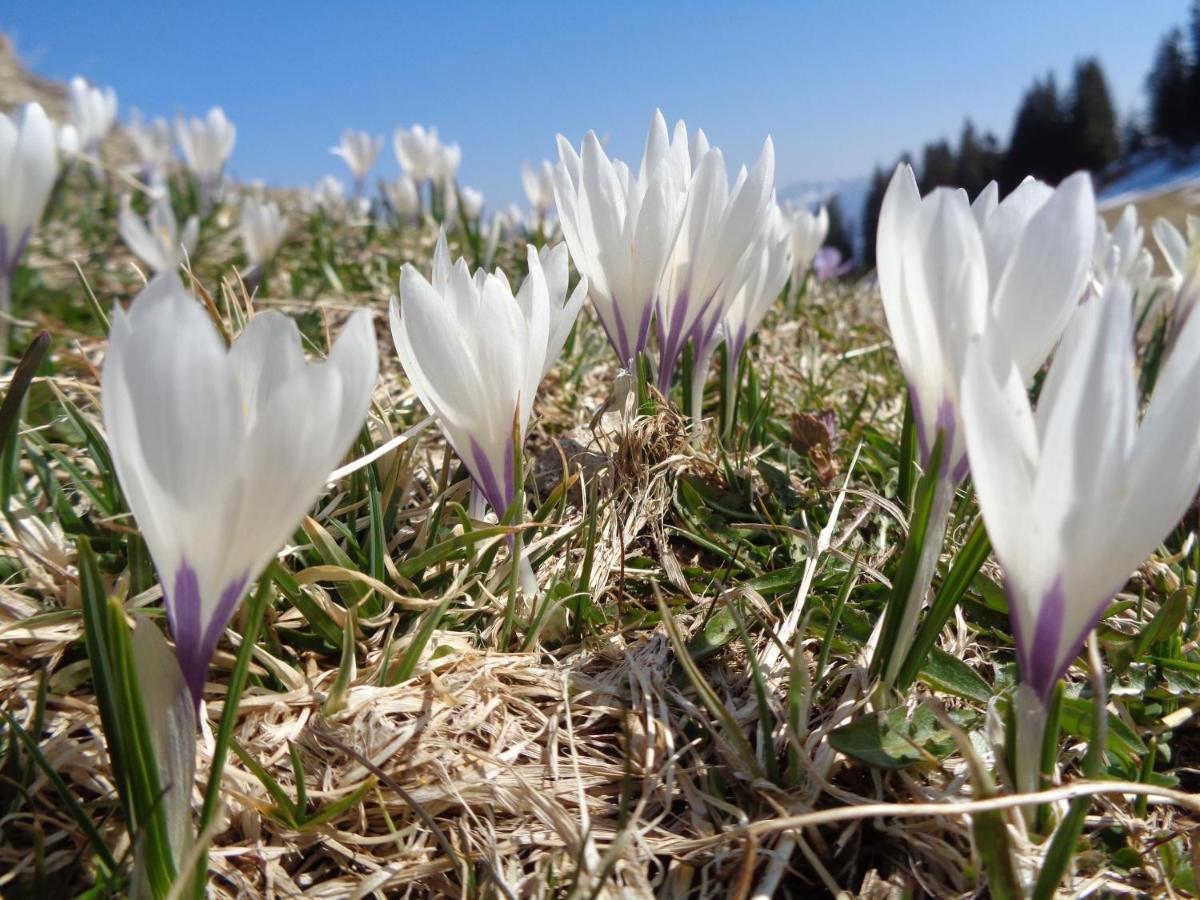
xmin=2 ymin=2 xmax=1190 ymax=208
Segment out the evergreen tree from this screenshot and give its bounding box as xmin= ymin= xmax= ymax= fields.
xmin=823 ymin=194 xmax=855 ymax=264
xmin=1120 ymin=114 xmax=1148 ymax=158
xmin=1148 ymin=29 xmax=1194 ymax=147
xmin=1190 ymin=1 xmax=1200 ymax=145
xmin=1066 ymin=58 xmax=1119 ymax=173
xmin=1004 ymin=74 xmax=1066 ymax=188
xmin=956 ymin=120 xmax=1002 ymax=196
xmin=861 ymin=165 xmax=889 ymax=271
xmin=919 ymin=140 xmax=957 ymax=191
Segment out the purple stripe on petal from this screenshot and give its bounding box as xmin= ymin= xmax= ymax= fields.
xmin=169 ymin=562 xmax=203 ymax=702
xmin=610 ymin=300 xmax=631 ymax=367
xmin=6 ymin=229 xmax=31 ymax=278
xmin=1021 ymin=577 xmax=1065 ymax=705
xmin=656 ymin=290 xmax=693 ymax=390
xmin=468 ymin=434 xmax=514 ymax=517
xmin=950 ymin=455 xmax=970 ymax=485
xmin=0 ymin=225 xmax=31 ymax=279
xmin=910 ymin=386 xmax=929 ymax=464
xmin=634 ymin=299 xmax=654 ymax=361
xmin=168 ymin=561 xmax=250 ymax=707
xmin=910 ymin=392 xmax=969 ymax=486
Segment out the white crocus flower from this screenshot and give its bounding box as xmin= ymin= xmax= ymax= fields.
xmin=538 ymin=242 xmax=589 ymax=378
xmin=522 ymin=160 xmax=556 ymax=219
xmin=56 ymin=123 xmax=80 ymax=157
xmin=102 ymin=272 xmax=377 ymax=705
xmin=0 ymin=102 xmax=58 ymax=327
xmin=654 ymin=115 xmax=775 ymax=390
xmin=460 ymin=186 xmax=484 ymax=221
xmin=690 ymin=203 xmax=791 ymax=418
xmin=786 ymin=203 xmax=829 ymax=289
xmin=311 ymin=175 xmax=346 ymax=215
xmin=390 ymin=232 xmax=553 ymax=522
xmin=239 ymin=197 xmax=288 ymax=270
xmin=1153 ymin=215 xmax=1200 ymax=344
xmin=67 ymin=76 xmax=118 ymax=152
xmin=875 ymin=163 xmax=1095 ymax=683
xmin=481 ymin=212 xmax=507 ymax=271
xmin=393 ymin=124 xmax=443 ymax=182
xmin=553 ymin=112 xmax=687 ymax=367
xmin=126 ymin=109 xmax=173 ymax=184
xmin=880 ymin=164 xmax=1094 ymax=487
xmin=1092 ymin=204 xmax=1153 ymax=296
xmin=331 ymin=129 xmax=383 ymax=192
xmin=118 ymin=196 xmax=198 ymax=274
xmin=434 ymin=141 xmax=462 ymax=185
xmin=961 ymin=277 xmax=1200 ymax=791
xmin=384 ymin=175 xmax=420 ymax=223
xmin=175 ymin=107 xmax=236 ymax=198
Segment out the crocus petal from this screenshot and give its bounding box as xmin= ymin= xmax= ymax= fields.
xmin=989 ymin=172 xmax=1095 ymax=381
xmin=130 ymin=616 xmax=195 ymax=863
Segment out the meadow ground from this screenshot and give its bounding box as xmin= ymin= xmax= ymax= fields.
xmin=0 ymin=164 xmax=1197 ymax=899
xmin=2 ymin=44 xmax=1200 ymax=900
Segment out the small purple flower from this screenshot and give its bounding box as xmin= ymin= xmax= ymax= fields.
xmin=812 ymin=246 xmax=852 ymax=281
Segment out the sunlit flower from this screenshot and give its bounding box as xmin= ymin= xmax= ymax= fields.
xmin=175 ymin=107 xmax=236 ymax=196
xmin=460 ymin=186 xmax=484 ymax=220
xmin=812 ymin=246 xmax=851 ymax=281
xmin=391 ymin=232 xmax=563 ymax=520
xmin=1154 ymin=214 xmax=1199 ymax=293
xmin=239 ymin=197 xmax=288 ymax=271
xmin=553 ymin=111 xmax=686 ymax=366
xmin=875 ymin=164 xmax=1094 ymax=685
xmin=786 ymin=203 xmax=828 ymax=287
xmin=961 ymin=277 xmax=1200 ymax=787
xmin=1092 ymin=204 xmax=1153 ymax=296
xmin=522 ymin=160 xmax=555 ymax=218
xmin=309 ymin=175 xmax=346 ymax=215
xmin=690 ymin=202 xmax=791 ymax=416
xmin=56 ymin=123 xmax=80 ymax=156
xmin=434 ymin=141 xmax=461 ymax=185
xmin=0 ymin=103 xmax=58 ymax=285
xmin=654 ymin=115 xmax=775 ymax=389
xmin=394 ymin=124 xmax=452 ymax=183
xmin=67 ymin=76 xmax=117 ymax=152
xmin=1153 ymin=214 xmax=1200 ymax=343
xmin=383 ymin=175 xmax=420 ymax=223
xmin=118 ymin=195 xmax=198 ymax=274
xmin=126 ymin=109 xmax=173 ymax=185
xmin=878 ymin=164 xmax=1095 ymax=484
xmin=331 ymin=129 xmax=383 ymax=191
xmin=538 ymin=242 xmax=589 ymax=378
xmin=102 ymin=272 xmax=377 ymax=704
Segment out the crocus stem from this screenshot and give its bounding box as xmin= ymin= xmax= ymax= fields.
xmin=191 ymin=573 xmax=272 ymax=899
xmin=720 ymin=347 xmax=741 ymax=441
xmin=689 ymin=342 xmax=719 ymax=428
xmin=0 ymin=273 xmax=11 ymax=366
xmin=882 ymin=477 xmax=955 ymax=687
xmin=1014 ymin=683 xmax=1049 ymax=818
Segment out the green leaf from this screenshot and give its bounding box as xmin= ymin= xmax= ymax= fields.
xmin=828 ymin=706 xmax=952 ymax=770
xmin=896 ymin=517 xmax=990 ymax=692
xmin=918 ymin=648 xmax=992 ymax=704
xmin=871 ymin=430 xmax=945 ymax=682
xmin=1060 ymin=696 xmax=1145 ymax=763
xmin=687 ymin=605 xmax=739 ymax=661
xmin=1112 ymin=588 xmax=1189 ymax=674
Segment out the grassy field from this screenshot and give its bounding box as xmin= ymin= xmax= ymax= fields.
xmin=2 ymin=48 xmax=1200 ymax=900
